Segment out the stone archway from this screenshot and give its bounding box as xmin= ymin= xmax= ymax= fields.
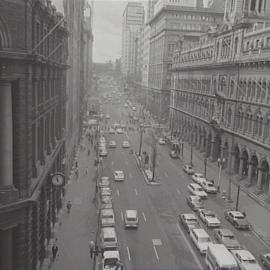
xmin=260 ymin=160 xmax=270 ymax=193
xmin=241 ymin=150 xmax=249 ymax=177
xmin=249 ymin=155 xmax=259 ymax=185
xmin=234 ymin=146 xmax=240 ymax=174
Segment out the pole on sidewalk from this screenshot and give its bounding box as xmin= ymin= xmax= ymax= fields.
xmin=235 ymin=185 xmax=240 ymax=211
xmin=190 ymin=144 xmax=193 ymax=166
xmin=204 ymin=157 xmax=207 ymax=178
xmin=139 ymin=128 xmax=143 ymax=157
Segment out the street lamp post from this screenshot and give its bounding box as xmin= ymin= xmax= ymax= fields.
xmin=190 ymin=144 xmax=193 ymax=167
xmin=139 ymin=127 xmax=143 ymax=157
xmin=217 ymin=158 xmax=226 ymax=192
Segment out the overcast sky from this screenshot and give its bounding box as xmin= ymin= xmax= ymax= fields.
xmin=53 ymin=0 xmax=210 ymax=63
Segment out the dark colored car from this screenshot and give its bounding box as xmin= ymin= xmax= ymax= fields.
xmin=186 ymin=195 xmax=204 ymax=211
xmin=179 ymin=213 xmax=201 ymax=233
xmin=224 ymin=210 xmax=251 ymax=230
xmin=260 ymin=253 xmax=270 ymax=269
xmin=213 ymin=228 xmax=241 ymax=250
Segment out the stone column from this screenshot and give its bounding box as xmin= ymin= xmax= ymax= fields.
xmin=238 ymin=158 xmax=244 ymax=177
xmin=0 ymin=81 xmax=18 ymax=203
xmin=0 ymin=229 xmax=13 ymax=270
xmin=257 ymin=168 xmax=263 ymax=190
xmin=247 ymin=162 xmax=253 ymax=184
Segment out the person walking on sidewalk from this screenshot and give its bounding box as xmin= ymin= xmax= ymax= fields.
xmin=52 ymin=243 xmax=58 ymax=261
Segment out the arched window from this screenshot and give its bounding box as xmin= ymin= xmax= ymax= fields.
xmin=242 ymin=81 xmax=247 ymax=100
xmin=262 ymin=81 xmax=266 ymax=102
xmin=247 ymin=81 xmax=252 ymax=99
xmin=216 ymin=42 xmax=220 ymax=59
xmin=257 ymin=81 xmax=262 ymax=102
xmin=227 ymin=107 xmax=232 ymax=128
xmin=252 ymin=81 xmax=256 ymax=101
xmin=230 ymin=80 xmax=234 ymax=98
xmin=264 ymin=115 xmax=270 ymax=140
xmin=234 ymin=37 xmax=238 ymax=56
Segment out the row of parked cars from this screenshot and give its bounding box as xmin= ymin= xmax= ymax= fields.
xmin=180 ymin=165 xmax=269 ymax=270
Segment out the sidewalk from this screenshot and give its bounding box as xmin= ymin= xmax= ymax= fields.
xmin=43 ymin=136 xmax=99 ymax=270
xmin=183 ymin=144 xmax=270 ymax=247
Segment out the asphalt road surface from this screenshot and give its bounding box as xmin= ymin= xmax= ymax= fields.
xmin=98 ymin=99 xmax=269 ymax=270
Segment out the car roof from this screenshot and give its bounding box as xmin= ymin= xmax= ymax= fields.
xmin=125 ymin=210 xmax=137 ymax=217
xmin=192 ymin=228 xmax=209 ymax=237
xmin=115 ymin=170 xmax=123 ymax=173
xmin=101 ymin=209 xmax=114 ymax=214
xmin=103 ymin=250 xmax=120 ymax=260
xmin=101 ymin=176 xmax=109 ymax=180
xmin=182 ymin=213 xmax=197 ymax=219
xmin=230 ymin=211 xmax=244 ymax=217
xmin=232 ymin=250 xmax=255 ymax=260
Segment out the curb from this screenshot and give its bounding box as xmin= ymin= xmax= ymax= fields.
xmin=134 ymin=153 xmax=161 ymax=186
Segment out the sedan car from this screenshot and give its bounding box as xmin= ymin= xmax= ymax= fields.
xmin=169 ymin=150 xmax=179 ymax=159
xmin=109 ymin=140 xmax=117 ymax=148
xmin=116 ymin=128 xmax=124 ymax=134
xmin=224 ymin=210 xmax=251 ymax=230
xmin=231 ymin=249 xmax=262 ymax=270
xmin=99 ymin=177 xmax=110 ymax=188
xmin=213 ymin=228 xmax=241 ymax=250
xmin=122 ymin=141 xmax=130 ymax=148
xmin=101 ymin=195 xmax=112 ymax=204
xmin=186 ymin=195 xmax=204 ymax=211
xmin=192 ymin=173 xmax=206 ymax=185
xmin=100 ymin=148 xmax=108 ymax=157
xmin=201 ymin=180 xmax=217 ymax=194
xmin=183 ymin=164 xmax=194 ymax=175
xmin=260 ymin=253 xmax=270 ymax=269
xmin=179 ymin=213 xmax=201 ymax=233
xmin=109 ymin=128 xmax=115 ymax=134
xmin=101 ymin=187 xmax=112 ymax=196
xmin=101 ymin=202 xmax=113 ymax=209
xmin=158 ymin=138 xmax=166 ymax=145
xmin=198 ymin=209 xmax=221 ymax=228
xmin=114 ymin=170 xmax=124 ymax=181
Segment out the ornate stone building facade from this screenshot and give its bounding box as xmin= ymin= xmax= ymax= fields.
xmin=170 ymin=0 xmax=270 ymax=195
xmin=0 ymin=0 xmax=68 ymax=269
xmin=146 ymin=3 xmax=223 ymax=123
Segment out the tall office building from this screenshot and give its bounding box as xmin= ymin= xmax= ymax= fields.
xmin=121 ymin=2 xmax=145 ymax=78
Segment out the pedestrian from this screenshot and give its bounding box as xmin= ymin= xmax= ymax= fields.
xmin=75 ymin=160 xmax=78 ymax=168
xmin=52 ymin=243 xmax=58 ymax=260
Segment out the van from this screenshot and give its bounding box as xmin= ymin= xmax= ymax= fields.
xmin=101 ymin=209 xmax=115 ymax=227
xmin=124 ymin=210 xmax=138 ymax=228
xmin=190 ymin=228 xmax=212 ymax=255
xmin=102 ymin=250 xmax=120 ymax=270
xmin=101 ymin=227 xmax=118 ymax=250
xmin=206 ymin=244 xmax=239 ymax=270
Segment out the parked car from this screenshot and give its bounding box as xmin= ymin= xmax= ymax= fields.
xmin=158 ymin=138 xmax=166 ymax=145
xmin=183 ymin=164 xmax=194 ymax=175
xmin=186 ymin=195 xmax=204 ymax=211
xmin=101 ymin=209 xmax=115 ymax=227
xmin=122 ymin=141 xmax=130 ymax=148
xmin=224 ymin=210 xmax=251 ymax=230
xmin=213 ymin=228 xmax=241 ymax=250
xmin=101 ymin=187 xmax=112 ymax=196
xmin=169 ymin=150 xmax=179 ymax=159
xmin=201 ymin=180 xmax=217 ymax=194
xmin=192 ymin=173 xmax=206 ymax=185
xmin=109 ymin=140 xmax=117 ymax=148
xmin=190 ymin=228 xmax=212 ymax=255
xmin=198 ymin=209 xmax=221 ymax=228
xmin=179 ymin=213 xmax=201 ymax=233
xmin=114 ymin=170 xmax=124 ymax=181
xmin=99 ymin=177 xmax=110 ymax=188
xmin=231 ymin=249 xmax=262 ymax=270
xmin=188 ymin=183 xmax=208 ymax=199
xmin=100 ymin=148 xmax=108 ymax=157
xmin=109 ymin=128 xmax=115 ymax=134
xmin=260 ymin=253 xmax=270 ymax=269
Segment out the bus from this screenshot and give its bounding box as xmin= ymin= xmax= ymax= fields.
xmin=205 ymin=244 xmax=239 ymax=270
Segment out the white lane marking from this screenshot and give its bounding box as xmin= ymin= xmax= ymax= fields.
xmin=177 ymin=189 xmax=181 ymax=195
xmin=126 ymin=246 xmax=131 ymax=261
xmin=176 ymin=224 xmax=204 ymax=270
xmin=164 ymin=172 xmax=168 ymax=178
xmin=153 ymin=245 xmax=159 ymax=261
xmin=142 ymin=212 xmax=146 ymax=222
xmin=117 ymin=189 xmax=120 ymax=197
xmin=134 ymin=188 xmax=138 ymax=196
xmin=121 ymin=211 xmax=124 ymax=221
xmin=251 ymin=230 xmax=270 ymax=249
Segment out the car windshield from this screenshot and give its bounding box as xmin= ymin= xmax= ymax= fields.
xmin=127 ymin=217 xmax=137 ymax=221
xmin=207 ymin=182 xmax=214 ymax=187
xmin=224 ymin=234 xmax=234 ymax=239
xmin=235 ymin=215 xmax=244 ymax=219
xmin=104 ymin=258 xmax=118 ymax=267
xmin=200 ymin=237 xmax=210 ymax=243
xmin=243 ymin=259 xmax=257 ymax=264
xmin=206 ymin=213 xmax=215 ymax=218
xmin=197 ymin=187 xmax=203 ymax=191
xmin=187 ymin=218 xmax=197 ymax=223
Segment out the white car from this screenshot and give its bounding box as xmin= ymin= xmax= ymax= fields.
xmin=101 ymin=187 xmax=112 ymax=196
xmin=158 ymin=138 xmax=166 ymax=145
xmin=102 ymin=250 xmax=120 ymax=270
xmin=231 ymin=249 xmax=262 ymax=270
xmin=105 ymin=114 xmax=110 ymax=119
xmin=109 ymin=140 xmax=117 ymax=148
xmin=190 ymin=228 xmax=212 ymax=255
xmin=114 ymin=170 xmax=124 ymax=181
xmin=192 ymin=173 xmax=206 ymax=185
xmin=198 ymin=209 xmax=221 ymax=228
xmin=109 ymin=128 xmax=115 ymax=134
xmin=201 ymin=180 xmax=217 ymax=194
xmin=99 ymin=177 xmax=110 ymax=188
xmin=183 ymin=164 xmax=194 ymax=175
xmin=188 ymin=183 xmax=208 ymax=199
xmin=122 ymin=141 xmax=130 ymax=148
xmin=100 ymin=148 xmax=108 ymax=157
xmin=179 ymin=213 xmax=200 ymax=233
xmin=101 ymin=209 xmax=115 ymax=227
xmin=116 ymin=128 xmax=124 ymax=134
